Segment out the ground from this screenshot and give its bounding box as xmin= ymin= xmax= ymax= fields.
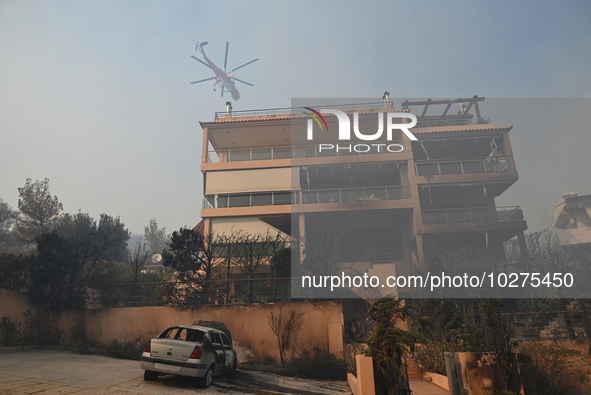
xmin=0 ymin=350 xmax=351 ymax=395
xmin=409 ymin=380 xmax=449 ymax=395
xmin=0 ymin=350 xmax=448 ymax=395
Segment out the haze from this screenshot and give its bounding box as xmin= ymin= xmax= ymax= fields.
xmin=1 ymin=1 xmax=590 ymax=235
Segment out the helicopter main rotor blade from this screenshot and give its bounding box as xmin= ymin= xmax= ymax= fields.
xmin=224 ymin=42 xmax=229 ymax=72
xmin=190 ymin=76 xmax=216 ymax=84
xmin=191 ymin=55 xmax=212 ymax=69
xmin=233 ymin=78 xmax=253 ymax=87
xmin=221 ymin=87 xmax=224 ymax=97
xmin=229 ymin=58 xmax=259 ymax=73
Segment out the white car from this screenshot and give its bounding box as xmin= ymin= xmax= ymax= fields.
xmin=140 ymin=325 xmax=237 ymax=388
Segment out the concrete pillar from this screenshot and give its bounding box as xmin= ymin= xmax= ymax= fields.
xmin=328 ymin=321 xmax=344 ymax=359
xmin=202 ymin=127 xmax=209 ymax=164
xmin=355 ymin=355 xmax=376 ymax=395
xmin=204 ymin=218 xmax=212 ymax=237
xmin=415 ymin=234 xmax=425 ymax=263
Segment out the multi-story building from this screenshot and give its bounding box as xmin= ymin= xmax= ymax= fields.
xmin=197 ymin=96 xmax=528 ymax=298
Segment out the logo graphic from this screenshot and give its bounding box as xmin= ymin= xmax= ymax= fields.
xmin=304 ymin=108 xmax=329 ymax=136
xmin=305 ymin=108 xmax=418 ymax=141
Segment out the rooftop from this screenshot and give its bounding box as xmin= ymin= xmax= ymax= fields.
xmin=200 ymin=96 xmax=488 ymax=127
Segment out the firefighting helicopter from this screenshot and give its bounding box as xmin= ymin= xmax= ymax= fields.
xmin=190 ymin=40 xmax=258 ymax=101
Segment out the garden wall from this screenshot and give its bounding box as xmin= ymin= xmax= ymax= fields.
xmin=0 ymin=289 xmax=344 ymax=364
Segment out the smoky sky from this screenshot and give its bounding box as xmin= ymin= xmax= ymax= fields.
xmin=1 ymin=1 xmax=590 ymax=235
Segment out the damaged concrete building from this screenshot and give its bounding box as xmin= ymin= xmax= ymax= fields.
xmin=552 ymin=191 xmax=591 ymax=246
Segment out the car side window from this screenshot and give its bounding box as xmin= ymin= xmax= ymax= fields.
xmin=220 ymin=333 xmax=232 ymax=350
xmin=186 ymin=329 xmax=205 ymax=342
xmin=212 ymin=333 xmax=223 ymax=349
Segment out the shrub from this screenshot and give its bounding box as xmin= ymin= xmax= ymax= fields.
xmin=21 ymin=306 xmax=64 ymax=345
xmin=267 ymin=307 xmax=304 ymax=368
xmin=0 ymin=316 xmax=21 ymax=346
xmin=289 ymin=347 xmax=347 ymax=380
xmin=520 ymin=341 xmax=591 ymax=395
xmin=413 ymin=340 xmax=447 ymax=375
xmin=413 ymin=333 xmax=471 ymax=375
xmin=106 ymin=338 xmax=146 ymax=360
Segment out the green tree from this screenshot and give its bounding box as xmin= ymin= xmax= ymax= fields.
xmin=33 ymin=232 xmax=73 ymax=306
xmin=366 ymin=298 xmax=424 ymax=395
xmin=32 ymin=212 xmax=130 ymax=308
xmin=410 ymin=299 xmax=464 ymax=342
xmin=128 ymin=237 xmax=151 ymax=283
xmin=482 ymin=299 xmax=520 ymax=395
xmin=161 ymin=228 xmax=224 ymax=304
xmin=144 ymin=218 xmax=168 ymax=255
xmin=0 ymin=253 xmax=32 ymax=291
xmin=0 ymin=199 xmax=17 ymax=252
xmin=233 ymin=231 xmax=285 ymax=303
xmin=16 ymin=179 xmax=63 ymax=245
xmin=87 ymin=260 xmax=132 ymax=308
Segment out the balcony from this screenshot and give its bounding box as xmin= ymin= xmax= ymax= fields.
xmin=415 ymin=157 xmax=510 ymax=176
xmin=203 ymin=185 xmax=411 ymax=209
xmin=422 ymin=206 xmax=524 ymax=225
xmin=207 ymin=141 xmax=406 ymax=163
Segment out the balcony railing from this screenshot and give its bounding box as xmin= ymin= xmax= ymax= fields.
xmin=203 ymin=191 xmax=297 ymax=209
xmin=415 ymin=156 xmax=510 ymax=176
xmin=206 ymin=141 xmax=406 ymax=163
xmin=302 ymin=185 xmax=411 ymax=204
xmin=422 ymin=206 xmax=524 ymax=225
xmin=415 ymin=117 xmax=491 ymax=128
xmin=203 ymin=185 xmax=411 ymax=209
xmin=214 ymin=101 xmax=395 ymax=119
xmin=213 ymin=101 xmax=492 ymax=124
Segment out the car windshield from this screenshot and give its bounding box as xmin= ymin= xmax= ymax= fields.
xmin=158 ymin=327 xmax=205 ymax=342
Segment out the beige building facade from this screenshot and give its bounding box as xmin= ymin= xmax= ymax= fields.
xmin=198 ymin=96 xmax=528 ymax=298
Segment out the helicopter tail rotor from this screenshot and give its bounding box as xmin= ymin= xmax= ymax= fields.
xmin=192 ymin=39 xmax=208 ymax=54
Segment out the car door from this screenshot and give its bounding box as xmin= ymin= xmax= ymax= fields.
xmin=220 ymin=333 xmax=235 ymax=373
xmin=210 ymin=332 xmax=226 ymax=376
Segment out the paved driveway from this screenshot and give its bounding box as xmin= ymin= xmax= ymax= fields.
xmin=0 ymin=350 xmax=351 ymax=395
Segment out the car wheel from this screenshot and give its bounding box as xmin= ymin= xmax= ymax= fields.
xmin=197 ymin=366 xmax=214 ymax=388
xmin=144 ymin=370 xmax=159 ymax=381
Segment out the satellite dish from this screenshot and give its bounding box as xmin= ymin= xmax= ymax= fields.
xmin=150 ymin=253 xmax=162 ymax=263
